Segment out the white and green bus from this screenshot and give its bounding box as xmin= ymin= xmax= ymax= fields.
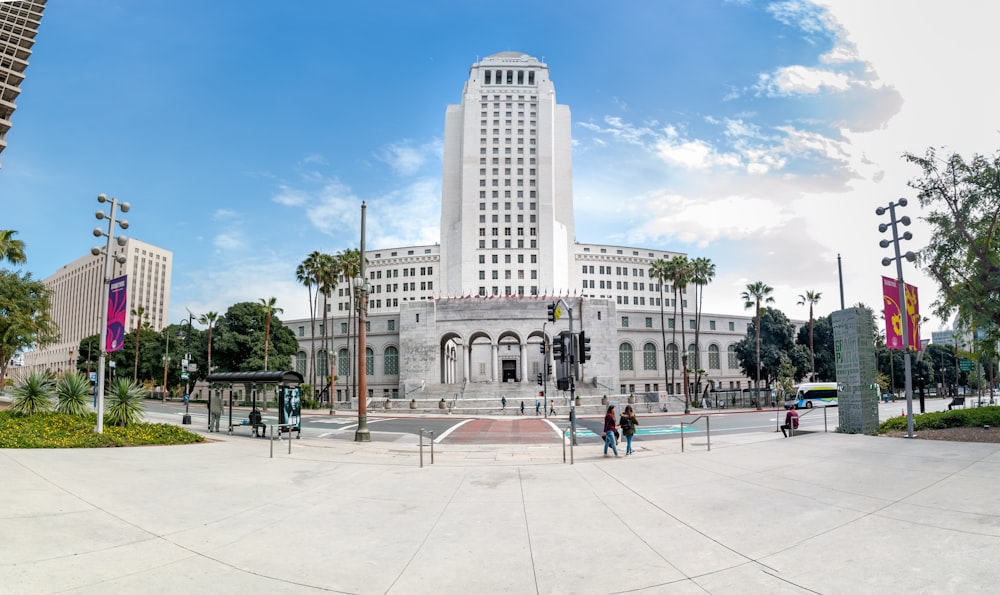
xmin=784 ymin=382 xmax=839 ymax=409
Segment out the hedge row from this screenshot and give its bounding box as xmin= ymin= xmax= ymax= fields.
xmin=879 ymin=406 xmax=1000 ymax=433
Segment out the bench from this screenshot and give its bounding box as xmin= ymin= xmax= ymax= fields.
xmin=229 ymin=410 xmax=267 ymax=437
xmin=948 ymin=397 xmax=965 ymax=410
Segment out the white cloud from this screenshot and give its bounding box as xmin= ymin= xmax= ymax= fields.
xmin=755 ymin=65 xmax=852 ymax=96
xmin=375 ymin=139 xmax=442 ymax=176
xmin=655 ymin=138 xmax=742 ymax=170
xmin=213 ymin=231 xmax=246 ymax=251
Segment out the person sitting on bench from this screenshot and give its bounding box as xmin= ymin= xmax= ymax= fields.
xmin=781 ymin=408 xmax=800 ymax=437
xmin=248 ymin=409 xmax=264 ymax=436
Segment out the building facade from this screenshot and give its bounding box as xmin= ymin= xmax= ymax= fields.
xmin=24 ymin=238 xmax=173 ymax=374
xmin=283 ymin=52 xmax=765 ymax=405
xmin=0 ymin=0 xmax=45 ymax=167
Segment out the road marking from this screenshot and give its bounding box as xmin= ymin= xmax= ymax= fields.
xmin=434 ymin=418 xmax=473 ymax=442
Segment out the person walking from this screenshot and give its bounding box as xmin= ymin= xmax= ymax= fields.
xmin=620 ymin=405 xmax=638 ymax=455
xmin=535 ymin=400 xmax=541 ymax=415
xmin=208 ymin=391 xmax=222 ymax=433
xmin=603 ymin=405 xmax=619 ymax=457
xmin=520 ymin=400 xmax=525 ymax=415
xmin=501 ymin=396 xmax=507 ymax=411
xmin=549 ymin=402 xmax=556 ymax=416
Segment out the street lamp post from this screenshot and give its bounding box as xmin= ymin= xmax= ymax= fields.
xmin=162 ymin=325 xmax=170 ymax=403
xmin=877 ymin=197 xmax=917 ymax=438
xmin=178 ymin=314 xmax=194 ymax=424
xmin=355 ymin=201 xmax=371 ymax=442
xmin=91 ymin=193 xmax=130 ymax=434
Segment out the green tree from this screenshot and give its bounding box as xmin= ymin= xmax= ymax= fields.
xmin=104 ymin=377 xmax=146 ymax=427
xmin=795 ymin=316 xmax=836 ymax=381
xmin=0 ymin=270 xmax=57 ymax=383
xmin=797 ymin=290 xmax=822 ymax=381
xmin=904 ymin=148 xmax=1000 ymax=330
xmin=316 ymin=252 xmax=340 ymax=402
xmin=338 ymin=248 xmax=362 ymax=400
xmin=213 ymin=302 xmax=297 ymax=372
xmin=648 ymin=258 xmax=672 ymax=399
xmin=296 ymin=251 xmax=323 ymax=390
xmin=0 ymin=229 xmax=27 ymax=267
xmin=198 ymin=311 xmax=219 ymax=375
xmin=735 ymin=308 xmax=810 ymax=389
xmin=259 ymin=297 xmax=283 ymax=371
xmin=665 ymin=255 xmax=692 ymax=410
xmin=691 ymin=257 xmax=715 ymax=395
xmin=741 ymin=281 xmax=775 ymax=409
xmin=130 ymin=306 xmax=147 ymax=382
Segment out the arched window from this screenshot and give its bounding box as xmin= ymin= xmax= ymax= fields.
xmin=688 ymin=344 xmax=697 ymax=368
xmin=384 ymin=346 xmax=399 ymax=376
xmin=366 ymin=347 xmax=374 ymax=376
xmin=727 ymin=345 xmax=738 ymax=369
xmin=295 ymin=351 xmax=307 ymax=376
xmin=316 ymin=349 xmax=328 ymax=379
xmin=643 ymin=343 xmax=657 ymax=370
xmin=338 ymin=348 xmax=349 ymax=376
xmin=708 ymin=344 xmax=721 ymax=370
xmin=666 ymin=344 xmax=679 ymax=370
xmin=619 ymin=343 xmax=634 ymax=371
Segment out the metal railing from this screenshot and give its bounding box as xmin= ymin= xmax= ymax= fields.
xmin=789 ymin=407 xmax=829 ymax=435
xmin=419 ymin=428 xmax=435 ymax=467
xmin=268 ymin=423 xmax=297 ymax=458
xmin=680 ymin=415 xmax=711 ymax=452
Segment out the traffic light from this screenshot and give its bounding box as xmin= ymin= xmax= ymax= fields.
xmin=539 ymin=341 xmax=546 ymax=354
xmin=547 ymin=303 xmax=558 ymax=322
xmin=578 ymin=331 xmax=591 ymax=362
xmin=547 ymin=363 xmax=552 ymax=375
xmin=537 ymin=373 xmax=543 ymax=386
xmin=551 ymin=333 xmax=565 ymax=362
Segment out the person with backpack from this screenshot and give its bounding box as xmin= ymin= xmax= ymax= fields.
xmin=620 ymin=405 xmax=638 ymax=455
xmin=603 ymin=405 xmax=619 ymax=457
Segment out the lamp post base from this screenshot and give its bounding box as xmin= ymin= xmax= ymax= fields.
xmin=354 ymin=414 xmax=371 ymax=442
xmin=182 ymin=414 xmax=191 ymax=425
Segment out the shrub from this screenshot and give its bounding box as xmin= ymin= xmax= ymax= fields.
xmin=105 ymin=378 xmax=147 ymax=427
xmin=0 ymin=411 xmax=203 ymax=448
xmin=56 ymin=372 xmax=92 ymax=416
xmin=879 ymin=406 xmax=1000 ymax=433
xmin=11 ymin=371 xmax=55 ymax=415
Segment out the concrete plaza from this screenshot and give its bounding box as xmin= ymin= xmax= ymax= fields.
xmin=3 ymin=422 xmax=1000 ymax=593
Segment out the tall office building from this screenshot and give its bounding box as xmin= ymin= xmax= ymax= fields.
xmin=24 ymin=238 xmax=173 ymax=374
xmin=0 ymin=0 xmax=45 ymax=166
xmin=440 ymin=52 xmax=575 ymax=296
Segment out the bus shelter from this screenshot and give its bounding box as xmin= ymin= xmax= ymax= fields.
xmin=206 ymin=371 xmax=304 ymax=438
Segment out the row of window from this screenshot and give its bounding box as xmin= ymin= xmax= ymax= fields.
xmin=296 ymin=345 xmax=399 ymax=378
xmin=478 ymin=227 xmax=537 ymax=236
xmin=622 ymin=316 xmax=740 ymax=332
xmin=618 ymin=343 xmax=739 ymax=371
xmin=359 ymin=266 xmax=433 ymax=281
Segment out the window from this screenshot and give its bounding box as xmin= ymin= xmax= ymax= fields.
xmin=709 ymin=345 xmax=721 ymax=370
xmin=295 ymin=351 xmax=307 ymax=375
xmin=710 ymin=320 xmax=716 ymax=330
xmin=388 ymin=319 xmax=395 ymax=331
xmin=366 ymin=347 xmax=374 ymax=376
xmin=689 ymin=319 xmax=696 ymax=330
xmin=384 ymin=346 xmax=399 ymax=375
xmin=645 ymin=317 xmax=653 ymax=328
xmin=619 ymin=343 xmax=634 ymax=371
xmin=668 ymin=319 xmax=675 ymax=329
xmin=728 ymin=345 xmax=738 ymax=369
xmin=643 ymin=343 xmax=657 ymax=370
xmin=316 ymin=350 xmax=329 ymax=378
xmin=666 ymin=344 xmax=679 ymax=370
xmin=621 ymin=316 xmax=629 ymax=328
xmin=298 ymin=326 xmax=304 ymax=337
xmin=729 ymin=321 xmax=735 ymax=332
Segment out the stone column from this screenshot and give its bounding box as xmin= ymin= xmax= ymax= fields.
xmin=492 ymin=343 xmax=499 ymax=382
xmin=520 ymin=342 xmax=527 ymax=382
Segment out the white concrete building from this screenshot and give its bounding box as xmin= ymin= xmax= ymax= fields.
xmin=0 ymin=0 xmax=46 ymax=167
xmin=283 ymin=52 xmax=765 ymax=407
xmin=24 ymin=238 xmax=172 ymax=374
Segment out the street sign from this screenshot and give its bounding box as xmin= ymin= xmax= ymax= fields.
xmin=959 ymin=359 xmax=974 ymax=372
xmin=181 ymin=372 xmax=189 ymax=381
xmin=89 ymin=372 xmax=97 ymax=382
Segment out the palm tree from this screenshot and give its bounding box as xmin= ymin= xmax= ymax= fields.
xmin=259 ymin=297 xmax=283 ymax=371
xmin=0 ymin=229 xmax=27 ymax=267
xmin=315 ymin=253 xmax=340 ymax=409
xmin=668 ymin=255 xmax=694 ymax=413
xmin=648 ymin=258 xmax=672 ymax=401
xmin=130 ymin=306 xmax=147 ymax=381
xmin=338 ymin=249 xmax=362 ymax=401
xmin=742 ymin=281 xmax=775 ymax=410
xmin=797 ymin=290 xmax=822 ymax=382
xmin=296 ymin=251 xmax=323 ymax=393
xmin=198 ymin=311 xmax=219 ymax=375
xmin=691 ymin=257 xmax=716 ymax=397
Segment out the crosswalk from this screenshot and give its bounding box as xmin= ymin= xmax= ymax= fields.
xmin=574 ymin=425 xmax=700 ymax=437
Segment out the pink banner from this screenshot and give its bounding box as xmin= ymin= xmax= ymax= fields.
xmin=882 ymin=276 xmax=921 ymax=351
xmin=106 ymin=275 xmax=127 ymax=352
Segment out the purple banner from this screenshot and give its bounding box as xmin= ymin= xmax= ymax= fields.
xmin=106 ymin=275 xmax=127 ymax=352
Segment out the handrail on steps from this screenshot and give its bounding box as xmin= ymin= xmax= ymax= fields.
xmin=680 ymin=415 xmax=711 ymax=452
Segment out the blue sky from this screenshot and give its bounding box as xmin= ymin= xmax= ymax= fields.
xmin=2 ymin=0 xmax=997 ymax=332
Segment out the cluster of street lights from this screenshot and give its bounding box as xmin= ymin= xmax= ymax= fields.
xmin=91 ymin=193 xmax=129 ymax=435
xmin=877 ymin=197 xmax=917 ymax=438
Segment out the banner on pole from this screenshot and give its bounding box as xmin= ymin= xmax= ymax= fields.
xmin=106 ymin=275 xmax=127 ymax=352
xmin=881 ymin=276 xmax=921 ymax=351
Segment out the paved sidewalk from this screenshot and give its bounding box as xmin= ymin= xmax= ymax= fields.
xmin=3 ymin=427 xmax=1000 ymax=593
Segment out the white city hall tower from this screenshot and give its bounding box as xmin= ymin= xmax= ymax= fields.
xmin=440 ymin=52 xmax=575 ymax=297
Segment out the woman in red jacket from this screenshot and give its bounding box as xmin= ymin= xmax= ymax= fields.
xmin=603 ymin=405 xmax=619 ymax=457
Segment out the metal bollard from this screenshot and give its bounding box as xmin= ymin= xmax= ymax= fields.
xmin=288 ymin=424 xmax=292 ymax=454
xmin=270 ymin=424 xmax=274 ymax=458
xmin=824 ymin=408 xmax=828 ymax=432
xmin=570 ymin=427 xmax=574 ymax=464
xmin=562 ymin=428 xmax=566 ymax=463
xmin=430 ymin=430 xmax=435 ymax=464
xmin=706 ymin=417 xmax=711 ymax=451
xmin=681 ymin=422 xmax=685 ymax=452
xmin=419 ymin=428 xmax=424 ymax=468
